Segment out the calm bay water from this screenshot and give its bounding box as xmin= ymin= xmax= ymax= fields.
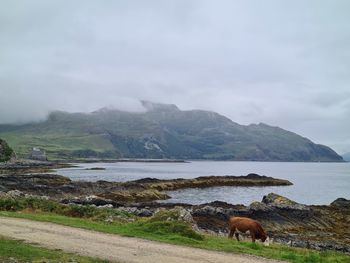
xmin=54 ymin=161 xmax=350 ymax=206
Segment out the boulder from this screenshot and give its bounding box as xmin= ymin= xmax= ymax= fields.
xmin=249 ymin=201 xmax=273 ymax=212
xmin=262 ymin=193 xmax=309 ymax=210
xmin=177 ymin=207 xmax=194 ymax=224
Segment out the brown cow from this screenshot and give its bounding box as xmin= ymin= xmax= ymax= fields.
xmin=228 ymin=216 xmax=269 ymax=244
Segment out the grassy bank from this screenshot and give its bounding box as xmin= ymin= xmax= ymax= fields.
xmin=0 ymin=208 xmax=349 ymax=263
xmin=0 ymin=236 xmax=107 ymax=262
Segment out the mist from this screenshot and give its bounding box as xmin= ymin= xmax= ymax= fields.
xmin=1 ymin=1 xmax=350 ymax=153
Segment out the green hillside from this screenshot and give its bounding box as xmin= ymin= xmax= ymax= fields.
xmin=0 ymin=101 xmax=343 ymax=162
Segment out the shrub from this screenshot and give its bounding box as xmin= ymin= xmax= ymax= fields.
xmin=0 ymin=139 xmax=14 ymax=162
xmin=0 ymin=197 xmax=132 ymax=222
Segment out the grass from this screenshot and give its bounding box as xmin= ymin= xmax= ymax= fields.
xmin=0 ymin=210 xmax=349 ymax=263
xmin=0 ymin=131 xmax=115 ymax=159
xmin=0 ymin=236 xmax=107 ymax=263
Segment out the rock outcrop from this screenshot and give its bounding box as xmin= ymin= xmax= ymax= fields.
xmin=127 ymin=173 xmax=292 ymax=191
xmin=0 ymin=171 xmax=291 ymax=203
xmin=191 ymin=193 xmax=350 ymax=252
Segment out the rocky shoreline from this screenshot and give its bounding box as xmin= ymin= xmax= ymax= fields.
xmin=0 ymin=160 xmax=74 ymax=175
xmin=0 ymin=163 xmax=349 ymax=253
xmin=0 ymin=162 xmax=292 ymax=203
xmin=190 ymin=194 xmax=350 ymax=253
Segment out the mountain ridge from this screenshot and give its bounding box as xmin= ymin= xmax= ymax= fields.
xmin=0 ymin=102 xmax=343 ymax=162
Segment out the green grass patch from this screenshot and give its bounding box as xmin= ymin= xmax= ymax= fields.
xmin=0 ymin=131 xmax=116 ymax=159
xmin=1 ymin=210 xmax=349 ymax=263
xmin=0 ymin=236 xmax=107 ymax=262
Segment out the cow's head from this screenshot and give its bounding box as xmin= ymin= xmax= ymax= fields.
xmin=263 ymin=236 xmax=271 ymax=246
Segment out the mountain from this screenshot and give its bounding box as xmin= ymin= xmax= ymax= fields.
xmin=342 ymin=152 xmax=350 ymax=162
xmin=0 ymin=101 xmax=343 ymax=162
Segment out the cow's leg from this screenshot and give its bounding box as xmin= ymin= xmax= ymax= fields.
xmin=250 ymin=231 xmax=256 ymax=243
xmin=228 ymin=227 xmax=235 ymax=239
xmin=235 ymin=232 xmax=240 ymax=241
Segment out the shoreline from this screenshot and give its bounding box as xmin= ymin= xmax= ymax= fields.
xmin=1 ymin=162 xmax=349 ymax=252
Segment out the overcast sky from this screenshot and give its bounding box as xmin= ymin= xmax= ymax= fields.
xmin=1 ymin=1 xmax=350 ymax=154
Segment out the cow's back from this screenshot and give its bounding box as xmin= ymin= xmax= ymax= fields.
xmin=229 ymin=217 xmax=257 ymax=232
xmin=229 ymin=216 xmax=267 ymax=242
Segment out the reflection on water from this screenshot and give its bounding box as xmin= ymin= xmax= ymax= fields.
xmin=54 ymin=161 xmax=350 ymax=205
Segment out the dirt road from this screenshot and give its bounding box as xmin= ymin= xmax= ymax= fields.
xmin=0 ymin=217 xmax=283 ymax=263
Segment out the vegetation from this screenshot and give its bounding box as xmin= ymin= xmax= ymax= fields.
xmin=0 ymin=236 xmax=107 ymax=262
xmin=0 ymin=197 xmax=349 ymax=263
xmin=0 ymin=102 xmax=343 ymax=161
xmin=0 ymin=138 xmax=14 ymax=162
xmin=0 ymin=197 xmax=132 ymax=221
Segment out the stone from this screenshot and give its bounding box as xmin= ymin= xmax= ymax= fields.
xmin=262 ymin=193 xmax=309 ymax=210
xmin=97 ymin=204 xmax=114 ymax=209
xmin=249 ymin=201 xmax=273 ymax=212
xmin=6 ymin=190 xmax=25 ymax=198
xmin=136 ymin=208 xmax=153 ymax=217
xmin=178 ymin=207 xmax=194 ymax=224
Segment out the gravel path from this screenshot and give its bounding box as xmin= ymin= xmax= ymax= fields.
xmin=0 ymin=217 xmax=284 ymax=263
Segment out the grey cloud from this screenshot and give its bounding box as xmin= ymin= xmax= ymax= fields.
xmin=0 ymin=0 xmax=350 ymax=153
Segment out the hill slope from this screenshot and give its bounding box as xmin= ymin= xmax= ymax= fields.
xmin=0 ymin=102 xmax=343 ymax=162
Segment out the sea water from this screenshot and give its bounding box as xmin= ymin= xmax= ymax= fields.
xmin=54 ymin=161 xmax=350 ymax=205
